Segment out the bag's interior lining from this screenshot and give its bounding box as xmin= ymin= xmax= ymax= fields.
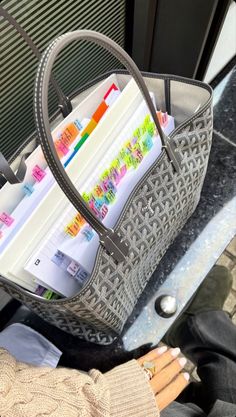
xmin=101 ymin=74 xmax=211 ymax=127
xmin=9 ymin=73 xmax=211 ymax=179
xmin=170 ymin=79 xmax=211 ymax=125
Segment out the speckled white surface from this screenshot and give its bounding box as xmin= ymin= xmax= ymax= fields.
xmin=123 ymin=196 xmax=236 ymax=351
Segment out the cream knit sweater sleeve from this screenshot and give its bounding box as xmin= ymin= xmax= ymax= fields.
xmin=0 ymin=348 xmax=159 ymax=417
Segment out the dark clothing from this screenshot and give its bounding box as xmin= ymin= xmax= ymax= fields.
xmin=163 ymin=311 xmax=236 ymax=416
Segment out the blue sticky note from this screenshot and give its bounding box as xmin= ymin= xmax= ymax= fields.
xmin=64 ymin=149 xmax=78 ymax=167
xmin=23 ymin=183 xmax=34 ymax=196
xmin=82 ymin=227 xmax=94 ymax=241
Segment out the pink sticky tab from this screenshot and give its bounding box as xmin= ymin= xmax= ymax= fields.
xmin=0 ymin=212 xmax=14 ymax=227
xmin=67 ymin=260 xmax=80 ymax=277
xmin=162 ymin=112 xmax=168 ymax=127
xmin=57 ymin=141 xmax=69 ymax=155
xmin=120 ymin=165 xmax=127 ymax=178
xmin=32 ymin=165 xmax=46 ymax=182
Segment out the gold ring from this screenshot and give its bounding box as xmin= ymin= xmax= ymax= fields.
xmin=142 ymin=361 xmax=156 ymax=379
xmin=143 ymin=368 xmax=153 ymax=381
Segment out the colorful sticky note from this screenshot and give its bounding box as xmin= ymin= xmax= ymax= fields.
xmin=140 ymin=122 xmax=147 ymax=136
xmin=100 ymin=169 xmax=110 ymax=181
xmin=82 ymin=192 xmax=91 ymax=204
xmin=109 ymin=166 xmax=120 ymax=185
xmin=60 ymin=123 xmax=79 ymax=147
xmin=92 ymin=101 xmax=108 ymax=123
xmin=82 ymin=227 xmax=94 ymax=241
xmin=65 ymin=223 xmax=79 ymax=237
xmin=144 ymin=115 xmax=151 ymax=127
xmin=107 ymin=180 xmax=116 ymax=193
xmin=131 ymin=136 xmax=138 ymax=146
xmin=32 ymin=165 xmax=46 ymax=182
xmin=142 ymin=133 xmax=153 ymax=151
xmin=124 ymin=140 xmax=132 ymax=151
xmin=100 ymin=178 xmax=110 ymax=193
xmin=133 ymin=127 xmax=141 ymax=139
xmin=74 ymin=213 xmax=86 ymax=227
xmin=133 ymin=148 xmax=143 ymax=164
xmin=123 ymin=151 xmax=134 ymax=168
xmin=105 ymin=189 xmax=116 ymax=203
xmin=67 ymin=260 xmax=80 ymax=276
xmin=147 ymin=121 xmax=155 ymax=136
xmin=74 ymin=119 xmax=83 ymax=130
xmin=74 ymin=133 xmax=89 ymax=152
xmin=93 ymin=184 xmax=104 ymax=198
xmin=35 ymin=285 xmax=46 ymax=296
xmin=43 ymin=289 xmax=55 ymax=300
xmin=157 ymin=111 xmax=162 ymax=125
xmin=81 ymin=118 xmax=97 ymax=137
xmin=57 ymin=140 xmax=69 ymax=156
xmin=64 ymin=149 xmax=77 ymax=167
xmin=23 ymin=183 xmax=34 ymax=196
xmin=139 ymin=133 xmax=153 ymax=155
xmin=120 ymin=165 xmax=127 ymax=178
xmin=111 ymin=158 xmax=120 ymax=170
xmin=100 ymin=204 xmax=108 ymax=219
xmin=0 ymin=212 xmax=14 ymax=227
xmin=89 ymin=200 xmax=102 ymax=219
xmin=93 ymin=198 xmax=103 ymax=211
xmin=162 ymin=112 xmax=168 ymax=126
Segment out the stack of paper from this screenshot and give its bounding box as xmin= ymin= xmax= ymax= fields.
xmin=0 ymin=76 xmax=175 ymax=299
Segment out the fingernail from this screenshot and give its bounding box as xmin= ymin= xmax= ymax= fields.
xmin=179 ymin=357 xmax=187 ymax=367
xmin=155 ymin=346 xmax=168 ymax=355
xmin=183 ymin=372 xmax=190 ymax=381
xmin=170 ymin=347 xmax=180 ymax=357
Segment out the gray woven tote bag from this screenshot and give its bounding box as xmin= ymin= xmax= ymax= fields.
xmin=0 ymin=31 xmax=213 ymax=345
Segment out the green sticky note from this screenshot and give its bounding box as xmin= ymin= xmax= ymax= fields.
xmin=144 ymin=115 xmax=151 ymax=126
xmin=123 ymin=152 xmax=134 ymax=168
xmin=105 ymin=189 xmax=116 ymax=203
xmin=133 ymin=128 xmax=141 ymax=139
xmin=44 ymin=290 xmax=54 ymax=300
xmin=82 ymin=192 xmax=91 ymax=203
xmin=147 ymin=122 xmax=155 ymax=136
xmin=74 ymin=132 xmax=89 ymax=151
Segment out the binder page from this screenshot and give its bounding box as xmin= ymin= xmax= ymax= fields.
xmin=1 ymin=79 xmax=144 ymax=291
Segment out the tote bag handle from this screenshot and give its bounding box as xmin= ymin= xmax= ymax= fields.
xmin=0 ymin=6 xmax=72 ymax=185
xmin=34 ymin=30 xmax=182 ymax=263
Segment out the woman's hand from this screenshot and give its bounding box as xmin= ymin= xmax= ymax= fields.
xmin=137 ymin=346 xmax=189 ymax=411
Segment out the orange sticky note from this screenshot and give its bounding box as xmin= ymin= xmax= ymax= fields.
xmin=65 ymin=222 xmax=80 ymax=237
xmin=157 ymin=111 xmax=162 ymax=125
xmin=61 ymin=123 xmax=79 ymax=147
xmin=92 ymin=101 xmax=108 ymax=123
xmin=74 ymin=213 xmax=86 ymax=227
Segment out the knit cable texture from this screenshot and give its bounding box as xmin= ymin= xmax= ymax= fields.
xmin=0 ymin=349 xmax=159 ymax=417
